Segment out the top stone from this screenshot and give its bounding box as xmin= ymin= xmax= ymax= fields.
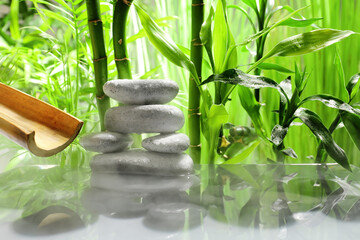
xmin=103 ymin=79 xmax=179 ymax=105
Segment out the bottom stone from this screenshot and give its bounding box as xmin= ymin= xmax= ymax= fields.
xmin=90 ymin=150 xmax=193 ymax=176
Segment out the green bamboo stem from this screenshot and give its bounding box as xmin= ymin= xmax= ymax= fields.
xmin=254 ymin=0 xmax=267 ymax=102
xmin=113 ymin=0 xmax=143 ymax=148
xmin=189 ymin=0 xmax=204 ymax=164
xmin=113 ymin=0 xmax=133 ymax=79
xmin=86 ymin=0 xmax=110 ymax=131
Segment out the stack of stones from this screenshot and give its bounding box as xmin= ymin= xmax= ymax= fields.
xmin=80 ymin=79 xmax=193 ymax=177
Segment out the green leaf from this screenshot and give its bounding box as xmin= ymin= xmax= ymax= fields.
xmin=202 ymin=69 xmax=288 ymax=102
xmin=127 ymin=17 xmax=177 ymax=43
xmin=238 ymin=86 xmax=266 ymax=138
xmin=294 ymin=108 xmax=351 ymax=171
xmin=340 ymin=111 xmax=360 ymax=151
xmin=10 ymin=0 xmax=20 ymax=40
xmin=257 ymin=63 xmax=294 ymax=73
xmin=346 ymin=73 xmax=360 ymax=102
xmin=227 ymin=5 xmax=256 ymax=33
xmin=200 ymin=7 xmax=215 ymax=71
xmin=213 ymin=0 xmax=228 ymax=73
xmin=134 ymin=4 xmax=197 ymax=83
xmin=281 ymin=148 xmax=298 ymax=159
xmin=265 ymin=29 xmax=355 ymax=58
xmin=139 ymin=66 xmax=161 ymax=79
xmin=223 ymin=140 xmax=260 ymax=164
xmin=240 ymin=0 xmax=258 ymax=13
xmin=278 ymin=17 xmax=322 ymax=28
xmin=300 ymin=94 xmax=360 ymax=115
xmin=334 ymin=46 xmax=349 ymax=102
xmin=208 ymin=104 xmax=229 ymax=162
xmin=271 ymin=125 xmax=288 ymax=146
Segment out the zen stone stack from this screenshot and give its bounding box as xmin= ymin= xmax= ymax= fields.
xmin=80 ymin=79 xmax=193 ymax=178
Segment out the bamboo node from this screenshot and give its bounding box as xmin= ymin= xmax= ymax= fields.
xmin=188 ymin=107 xmax=200 ymax=111
xmin=118 ymin=39 xmax=123 ymax=45
xmin=193 ymin=42 xmax=203 ymax=46
xmin=123 ymin=0 xmax=132 ymax=6
xmin=96 ymin=95 xmax=105 ymax=100
xmin=188 ymin=112 xmax=201 ymax=118
xmin=88 ymin=19 xmax=102 ymax=23
xmin=190 ymin=144 xmax=201 ymax=148
xmin=192 ymin=3 xmax=205 ymax=6
xmin=93 ymin=56 xmax=107 ymax=62
xmin=115 ymin=57 xmax=130 ymax=62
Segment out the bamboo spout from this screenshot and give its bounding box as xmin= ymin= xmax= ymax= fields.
xmin=0 ymin=82 xmax=83 ymax=157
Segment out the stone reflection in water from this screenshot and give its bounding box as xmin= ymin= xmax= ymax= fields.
xmin=83 ymin=170 xmax=205 ymax=231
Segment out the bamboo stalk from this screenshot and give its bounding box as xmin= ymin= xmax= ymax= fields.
xmin=189 ymin=0 xmax=204 ymax=164
xmin=113 ymin=0 xmax=133 ymax=79
xmin=254 ymin=0 xmax=267 ymax=102
xmin=86 ymin=0 xmax=110 ymax=131
xmin=113 ymin=0 xmax=143 ymax=148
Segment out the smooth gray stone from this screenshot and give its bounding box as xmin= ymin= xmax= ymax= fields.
xmin=105 ymin=105 xmax=184 ymax=134
xmin=90 ymin=150 xmax=193 ymax=176
xmin=103 ymin=79 xmax=179 ymax=105
xmin=79 ymin=132 xmax=132 ymax=153
xmin=142 ymin=133 xmax=189 ymax=153
xmin=90 ymin=172 xmax=199 ymax=193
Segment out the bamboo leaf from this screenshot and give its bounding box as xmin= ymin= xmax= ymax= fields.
xmin=10 ymin=0 xmax=20 ymax=40
xmin=139 ymin=65 xmax=161 ymax=79
xmin=281 ymin=148 xmax=298 ymax=159
xmin=238 ymin=86 xmax=266 ymax=138
xmin=278 ymin=17 xmax=322 ymax=27
xmin=294 ymin=108 xmax=351 ymax=171
xmin=213 ymin=0 xmax=228 ymax=73
xmin=335 ymin=46 xmax=349 ymax=102
xmin=240 ymin=0 xmax=258 ymax=13
xmin=340 ymin=111 xmax=360 ymax=151
xmin=134 ymin=4 xmax=197 ymax=82
xmin=346 ymin=73 xmax=360 ymax=102
xmin=202 ymin=69 xmax=288 ymax=102
xmin=265 ymin=29 xmax=355 ymax=58
xmin=300 ymin=94 xmax=360 ymax=115
xmin=223 ymin=140 xmax=260 ymax=164
xmin=257 ymin=63 xmax=294 ymax=73
xmin=271 ymin=125 xmax=288 ymax=146
xmin=227 ymin=5 xmax=256 ymax=33
xmin=208 ymin=104 xmax=229 ymax=161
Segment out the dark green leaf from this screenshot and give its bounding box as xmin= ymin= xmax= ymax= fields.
xmin=202 ymin=69 xmax=289 ymax=103
xmin=265 ymin=29 xmax=355 ymax=58
xmin=202 ymin=68 xmax=278 ymax=90
xmin=300 ymin=94 xmax=360 ymax=115
xmin=294 ymin=108 xmax=351 ymax=171
xmin=271 ymin=125 xmax=288 ymax=146
xmin=340 ymin=111 xmax=360 ymax=151
xmin=257 ymin=63 xmax=294 ymax=73
xmin=281 ymin=148 xmax=298 ymax=159
xmin=279 ymin=77 xmax=292 ymax=99
xmin=278 ymin=17 xmax=322 ymax=28
xmin=346 ymin=73 xmax=360 ymax=102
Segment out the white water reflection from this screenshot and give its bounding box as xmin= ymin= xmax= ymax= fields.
xmin=0 ymin=164 xmax=360 ymax=239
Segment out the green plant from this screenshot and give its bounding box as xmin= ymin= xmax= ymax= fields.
xmin=133 ymin=0 xmax=357 ymax=166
